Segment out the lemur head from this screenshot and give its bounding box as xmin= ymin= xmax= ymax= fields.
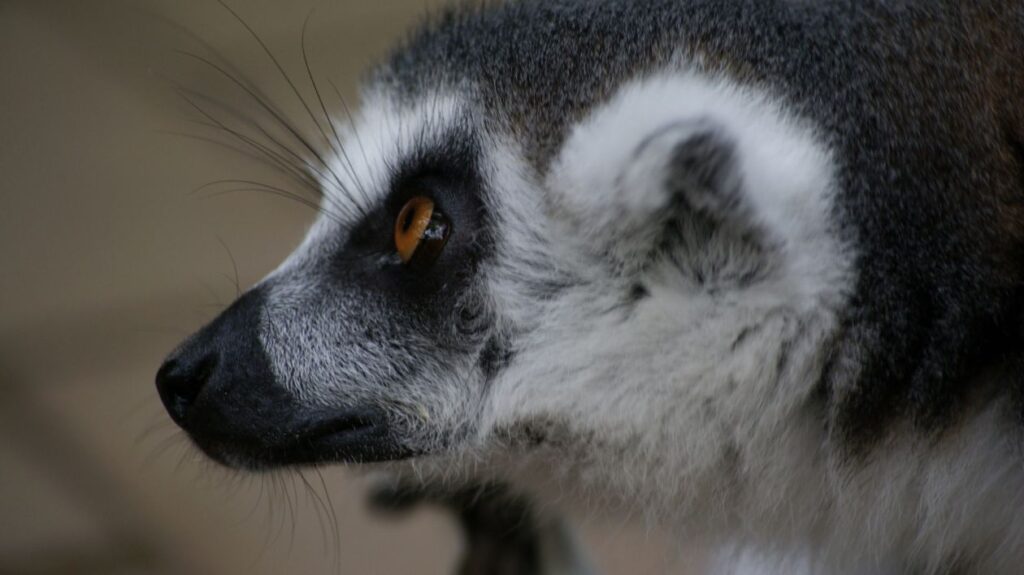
xmin=156 ymin=4 xmax=849 ymax=482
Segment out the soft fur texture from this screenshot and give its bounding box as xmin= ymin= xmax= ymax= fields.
xmin=157 ymin=1 xmax=1024 ymax=573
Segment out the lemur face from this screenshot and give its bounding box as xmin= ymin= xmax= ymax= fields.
xmin=154 ymin=0 xmax=858 ymax=485
xmin=157 ymin=67 xmax=847 ymax=474
xmin=156 ymin=97 xmax=497 ymax=468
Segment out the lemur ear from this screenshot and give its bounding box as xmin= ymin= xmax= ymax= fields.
xmin=552 ymin=114 xmax=772 ymax=275
xmin=549 ymin=75 xmax=836 ymax=281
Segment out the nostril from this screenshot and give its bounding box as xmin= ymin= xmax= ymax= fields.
xmin=155 ymin=353 xmax=218 ymax=425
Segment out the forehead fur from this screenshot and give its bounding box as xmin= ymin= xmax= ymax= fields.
xmin=370 ymin=0 xmax=688 ymax=169
xmin=367 ymin=0 xmax=841 ymax=170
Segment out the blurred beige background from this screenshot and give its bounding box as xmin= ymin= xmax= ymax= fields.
xmin=0 ymin=1 xmax=702 ymax=573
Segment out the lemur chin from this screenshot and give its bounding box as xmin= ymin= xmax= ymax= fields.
xmin=156 ymin=1 xmax=1024 ymax=573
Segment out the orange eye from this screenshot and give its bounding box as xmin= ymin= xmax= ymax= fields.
xmin=394 ymin=196 xmax=450 ymax=268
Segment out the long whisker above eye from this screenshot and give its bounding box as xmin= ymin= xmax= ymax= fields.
xmin=300 ymin=10 xmax=373 ymax=218
xmin=331 ymin=79 xmax=373 ymax=186
xmin=170 ymin=53 xmax=350 ymax=199
xmin=155 ymin=8 xmax=361 ymax=213
xmin=299 ymin=11 xmax=343 ymax=162
xmin=167 ymin=87 xmax=355 ymax=222
xmin=159 ymin=2 xmax=382 ymax=228
xmin=212 ymin=1 xmax=350 ymax=197
xmin=196 ymin=182 xmax=346 ymax=226
xmin=179 ymin=102 xmax=325 ymax=189
xmin=160 ymin=129 xmax=351 ymax=225
xmin=159 ymin=128 xmax=319 ymax=197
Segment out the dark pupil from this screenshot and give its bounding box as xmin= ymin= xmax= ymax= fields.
xmin=402 ymin=207 xmax=417 ymax=233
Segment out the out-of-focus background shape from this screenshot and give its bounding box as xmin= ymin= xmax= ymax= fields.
xmin=0 ymin=1 xmax=704 ymax=573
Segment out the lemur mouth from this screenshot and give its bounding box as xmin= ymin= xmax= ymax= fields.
xmin=287 ymin=409 xmax=414 ymax=464
xmin=193 ymin=408 xmax=416 ymax=470
xmin=154 ymin=286 xmax=418 ymax=470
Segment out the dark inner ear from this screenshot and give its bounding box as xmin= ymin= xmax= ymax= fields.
xmin=661 ymin=119 xmax=756 ymax=231
xmin=662 ymin=206 xmax=776 ymax=288
xmin=653 ymin=119 xmax=780 ymax=286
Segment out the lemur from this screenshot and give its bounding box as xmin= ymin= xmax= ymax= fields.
xmin=155 ymin=1 xmax=1024 ymax=573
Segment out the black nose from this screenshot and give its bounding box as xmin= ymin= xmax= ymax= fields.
xmin=155 ymin=352 xmax=217 ymax=425
xmin=155 ymin=286 xmax=271 ymax=430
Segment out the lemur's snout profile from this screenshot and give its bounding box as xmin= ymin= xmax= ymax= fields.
xmin=156 ymin=286 xmax=402 ymax=468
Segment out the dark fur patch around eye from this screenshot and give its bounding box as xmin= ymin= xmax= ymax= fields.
xmin=333 ymin=123 xmax=491 ymax=294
